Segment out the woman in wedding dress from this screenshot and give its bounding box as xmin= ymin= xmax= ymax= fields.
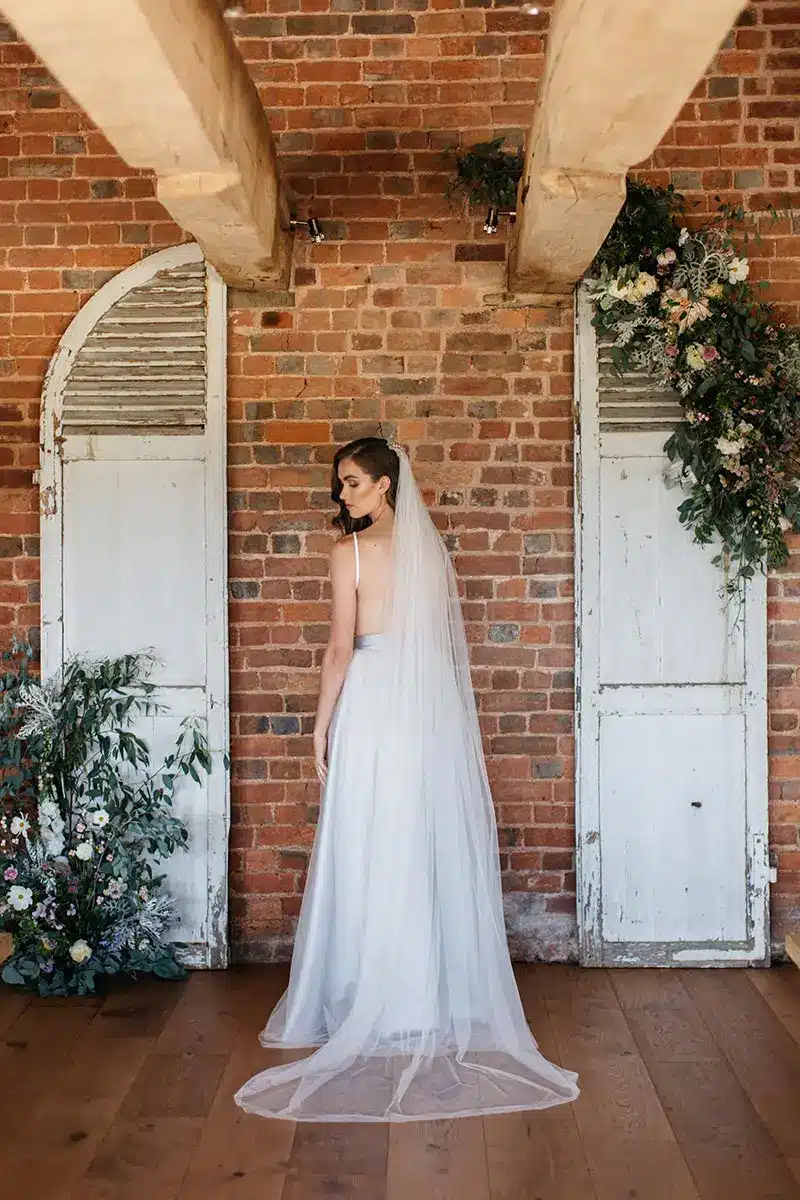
xmin=234 ymin=437 xmax=579 ymax=1122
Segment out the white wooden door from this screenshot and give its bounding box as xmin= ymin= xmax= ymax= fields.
xmin=40 ymin=244 xmax=230 ymax=968
xmin=575 ymin=288 xmax=769 ymax=967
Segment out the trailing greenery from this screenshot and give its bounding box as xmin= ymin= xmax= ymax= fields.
xmin=449 ymin=140 xmax=800 ymax=595
xmin=447 ymin=137 xmax=523 ymax=209
xmin=588 ymin=180 xmax=800 ymax=595
xmin=0 ymin=645 xmax=217 ymax=995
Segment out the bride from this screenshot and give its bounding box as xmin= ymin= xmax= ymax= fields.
xmin=234 ymin=436 xmax=579 ymax=1122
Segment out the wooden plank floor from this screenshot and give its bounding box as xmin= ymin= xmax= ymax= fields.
xmin=1 ymin=964 xmax=800 ymax=1199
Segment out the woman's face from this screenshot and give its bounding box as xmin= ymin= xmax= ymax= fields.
xmin=337 ymin=457 xmax=388 ymax=521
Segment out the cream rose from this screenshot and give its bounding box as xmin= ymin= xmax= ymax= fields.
xmin=685 ymin=344 xmax=706 ymax=371
xmin=69 ymin=939 xmax=93 ymax=964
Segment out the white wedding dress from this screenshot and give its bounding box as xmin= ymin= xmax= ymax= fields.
xmin=234 ymin=450 xmax=579 ymax=1122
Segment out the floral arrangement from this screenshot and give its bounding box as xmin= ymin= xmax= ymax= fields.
xmin=0 ymin=644 xmax=216 ymax=996
xmin=587 ymin=181 xmax=800 ymax=595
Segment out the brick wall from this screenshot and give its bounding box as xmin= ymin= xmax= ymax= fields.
xmin=1 ymin=0 xmax=799 ymax=960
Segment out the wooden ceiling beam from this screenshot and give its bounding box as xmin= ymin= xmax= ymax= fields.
xmin=1 ymin=0 xmax=291 ymax=290
xmin=508 ymin=0 xmax=747 ymax=294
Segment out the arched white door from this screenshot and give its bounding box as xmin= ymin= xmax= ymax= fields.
xmin=39 ymin=244 xmax=230 ymax=968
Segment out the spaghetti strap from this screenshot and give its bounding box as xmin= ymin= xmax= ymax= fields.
xmin=352 ymin=530 xmax=360 ymax=590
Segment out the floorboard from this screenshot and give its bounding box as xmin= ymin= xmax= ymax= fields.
xmin=0 ymin=965 xmax=798 ymax=1199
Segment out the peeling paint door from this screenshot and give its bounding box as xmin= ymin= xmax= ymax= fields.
xmin=575 ymin=289 xmax=769 ymax=966
xmin=40 ymin=246 xmax=230 ymax=968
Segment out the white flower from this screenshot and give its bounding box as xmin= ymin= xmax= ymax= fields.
xmin=728 ymin=256 xmax=749 ymax=283
xmin=657 ymin=248 xmax=677 ymax=267
xmin=716 ymin=436 xmax=745 ymax=458
xmin=685 ymin=343 xmax=706 ymax=371
xmin=38 ymin=798 xmax=65 ymax=858
xmin=608 ymin=276 xmax=633 ymax=302
xmin=10 ymin=815 xmax=30 ymax=838
xmin=779 ymin=515 xmax=793 ymax=533
xmin=69 ymin=939 xmax=92 ymax=964
xmin=75 ymin=841 xmax=93 ymax=861
xmin=678 ymin=227 xmax=690 ymax=246
xmin=89 ymin=809 xmax=110 ymax=830
xmin=7 ymin=885 xmax=33 ymax=911
xmin=629 ymin=271 xmax=658 ymax=301
xmin=607 ymin=270 xmax=657 ymax=305
xmin=104 ymin=879 xmax=127 ymax=900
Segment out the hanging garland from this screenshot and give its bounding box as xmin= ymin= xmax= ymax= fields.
xmin=449 ymin=141 xmax=800 ymax=596
xmin=588 ymin=181 xmax=800 ymax=596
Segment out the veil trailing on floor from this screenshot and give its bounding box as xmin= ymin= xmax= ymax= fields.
xmin=233 ymin=447 xmax=579 ymax=1122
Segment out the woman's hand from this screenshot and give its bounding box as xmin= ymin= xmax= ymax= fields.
xmin=313 ymin=729 xmax=328 ymax=786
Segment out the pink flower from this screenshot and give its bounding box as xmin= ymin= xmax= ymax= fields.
xmin=3 ymin=866 xmax=18 ymax=882
xmin=665 ymin=344 xmax=678 ymax=358
xmin=702 ymin=346 xmax=719 ymax=362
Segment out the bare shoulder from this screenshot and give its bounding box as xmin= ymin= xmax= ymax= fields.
xmin=330 ymin=534 xmax=355 ymax=573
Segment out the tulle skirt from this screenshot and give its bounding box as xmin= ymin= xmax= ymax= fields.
xmin=233 ymin=634 xmax=580 ymax=1122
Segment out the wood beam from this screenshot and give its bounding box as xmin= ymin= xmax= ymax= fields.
xmin=0 ymin=0 xmax=291 ymax=290
xmin=509 ymin=0 xmax=747 ymax=294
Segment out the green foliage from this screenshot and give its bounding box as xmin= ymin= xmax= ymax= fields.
xmin=592 ymin=180 xmax=685 ymax=277
xmin=0 ymin=647 xmax=218 ymax=995
xmin=447 ymin=138 xmax=524 ymax=209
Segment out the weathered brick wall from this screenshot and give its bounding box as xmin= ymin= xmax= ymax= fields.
xmin=1 ymin=0 xmax=799 ymax=960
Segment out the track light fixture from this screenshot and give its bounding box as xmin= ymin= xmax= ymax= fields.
xmin=483 ymin=208 xmax=517 ymax=235
xmin=289 ymin=217 xmax=326 ymax=244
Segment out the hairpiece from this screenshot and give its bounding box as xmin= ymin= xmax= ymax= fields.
xmin=378 ymin=423 xmax=400 ymax=452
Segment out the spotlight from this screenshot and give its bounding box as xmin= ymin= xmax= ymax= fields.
xmin=289 ymin=217 xmax=326 ymax=244
xmin=307 ymin=217 xmax=325 ymax=244
xmin=483 ymin=207 xmax=517 ymax=235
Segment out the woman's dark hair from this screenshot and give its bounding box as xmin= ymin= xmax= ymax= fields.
xmin=331 ymin=437 xmax=399 ymax=535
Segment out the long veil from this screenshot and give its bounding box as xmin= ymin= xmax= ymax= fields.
xmin=233 ymin=447 xmax=579 ymax=1121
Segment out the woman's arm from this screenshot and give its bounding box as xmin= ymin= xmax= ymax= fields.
xmin=312 ymin=537 xmax=357 ymax=784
